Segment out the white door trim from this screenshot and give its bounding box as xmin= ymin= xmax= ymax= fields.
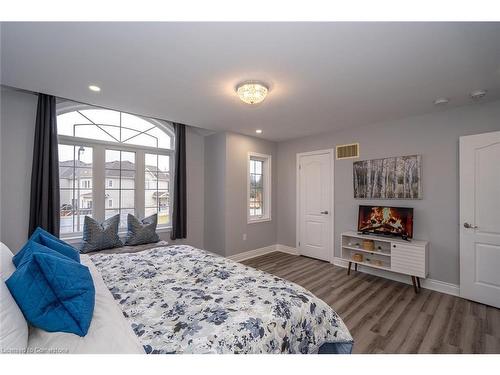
xmin=459 ymin=130 xmax=500 ymax=308
xmin=296 ymin=149 xmax=335 ymax=263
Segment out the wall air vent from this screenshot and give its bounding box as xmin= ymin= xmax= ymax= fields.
xmin=336 ymin=143 xmax=359 ymax=160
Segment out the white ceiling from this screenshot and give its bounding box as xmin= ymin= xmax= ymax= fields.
xmin=1 ymin=22 xmax=500 ymax=141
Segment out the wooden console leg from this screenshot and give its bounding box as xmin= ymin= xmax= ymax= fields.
xmin=347 ymin=262 xmax=352 ymax=276
xmin=411 ymin=276 xmax=419 ymax=294
xmin=354 ymin=263 xmax=358 ymax=272
xmin=417 ymin=277 xmax=421 ymax=290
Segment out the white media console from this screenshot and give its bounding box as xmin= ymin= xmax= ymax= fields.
xmin=341 ymin=231 xmax=429 ymax=293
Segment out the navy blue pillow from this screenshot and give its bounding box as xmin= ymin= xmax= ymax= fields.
xmin=125 ymin=214 xmax=160 ymax=246
xmin=6 ymin=241 xmax=95 ymax=336
xmin=13 ymin=227 xmax=79 ymax=267
xmin=80 ymin=215 xmax=123 ymax=253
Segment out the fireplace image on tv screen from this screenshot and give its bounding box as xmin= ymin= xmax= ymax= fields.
xmin=357 ymin=205 xmax=413 ymax=239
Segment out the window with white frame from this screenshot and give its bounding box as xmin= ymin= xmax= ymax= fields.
xmin=248 ymin=152 xmax=271 ymax=223
xmin=57 ymin=103 xmax=174 ymax=235
xmin=144 ymin=154 xmax=170 ymax=225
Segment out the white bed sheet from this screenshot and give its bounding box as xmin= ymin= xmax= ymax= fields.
xmin=27 ymin=255 xmax=144 ymax=354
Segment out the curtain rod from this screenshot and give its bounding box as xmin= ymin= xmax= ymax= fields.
xmin=0 ymin=83 xmax=179 ymax=126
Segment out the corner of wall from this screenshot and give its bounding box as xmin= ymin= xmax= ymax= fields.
xmin=203 ymin=131 xmax=227 ymax=256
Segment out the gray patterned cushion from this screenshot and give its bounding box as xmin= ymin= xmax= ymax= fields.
xmin=80 ymin=215 xmax=123 ymax=253
xmin=125 ymin=214 xmax=160 ymax=246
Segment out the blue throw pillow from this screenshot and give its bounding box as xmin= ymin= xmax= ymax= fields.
xmin=13 ymin=227 xmax=79 ymax=267
xmin=14 ymin=240 xmax=71 ymax=269
xmin=6 ymin=242 xmax=95 ymax=336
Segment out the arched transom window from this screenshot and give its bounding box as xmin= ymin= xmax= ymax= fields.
xmin=57 ymin=103 xmax=174 ymax=235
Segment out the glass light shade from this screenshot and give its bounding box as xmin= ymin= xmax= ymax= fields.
xmin=236 ymin=82 xmax=268 ymax=104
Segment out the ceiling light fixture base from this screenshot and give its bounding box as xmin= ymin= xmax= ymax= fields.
xmin=236 ymin=81 xmax=269 ymax=105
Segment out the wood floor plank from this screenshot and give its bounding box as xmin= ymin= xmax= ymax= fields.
xmin=346 ymin=281 xmax=405 ymax=338
xmin=485 ymin=307 xmax=500 ymax=337
xmin=241 ymin=252 xmax=500 ymax=354
xmin=368 ymin=283 xmax=416 ymax=336
xmin=420 ymin=290 xmax=441 ymax=315
xmin=417 ymin=294 xmax=456 ymax=353
xmin=485 ymin=334 xmax=500 ymax=353
xmin=350 ymin=328 xmax=380 ymax=354
xmin=396 ymin=312 xmax=433 ymax=353
xmin=373 ymin=288 xmax=433 ymax=353
xmin=446 ymin=296 xmax=467 ymax=347
xmin=333 ymin=276 xmax=386 ymax=318
xmin=461 ymin=315 xmax=484 ymax=354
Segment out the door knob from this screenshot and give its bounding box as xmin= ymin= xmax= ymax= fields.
xmin=320 ymin=211 xmax=329 ymax=214
xmin=463 ymin=222 xmax=478 ymax=229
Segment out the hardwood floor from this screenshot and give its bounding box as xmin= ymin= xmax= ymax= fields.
xmin=241 ymin=252 xmax=500 ymax=354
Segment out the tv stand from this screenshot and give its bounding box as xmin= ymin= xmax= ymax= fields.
xmin=341 ymin=231 xmax=429 ymax=293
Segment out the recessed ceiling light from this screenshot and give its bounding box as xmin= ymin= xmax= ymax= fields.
xmin=433 ymin=98 xmax=449 ymax=106
xmin=88 ymin=85 xmax=101 ymax=92
xmin=470 ymin=89 xmax=487 ymax=100
xmin=236 ymin=81 xmax=268 ymax=104
xmin=255 ymin=129 xmax=263 ymax=134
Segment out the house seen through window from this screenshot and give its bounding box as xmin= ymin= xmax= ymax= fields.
xmin=248 ymin=152 xmax=272 ymax=223
xmin=57 ymin=103 xmax=174 ymax=235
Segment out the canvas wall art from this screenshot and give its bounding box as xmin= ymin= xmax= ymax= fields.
xmin=353 ymin=155 xmax=422 ymax=199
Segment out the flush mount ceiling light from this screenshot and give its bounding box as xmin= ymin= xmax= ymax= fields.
xmin=255 ymin=129 xmax=263 ymax=134
xmin=88 ymin=85 xmax=101 ymax=92
xmin=236 ymin=81 xmax=268 ymax=105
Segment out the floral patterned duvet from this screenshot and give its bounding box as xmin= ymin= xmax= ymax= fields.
xmin=90 ymin=245 xmax=353 ymax=354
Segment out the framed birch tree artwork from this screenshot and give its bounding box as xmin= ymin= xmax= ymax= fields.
xmin=353 ymin=155 xmax=422 ymax=199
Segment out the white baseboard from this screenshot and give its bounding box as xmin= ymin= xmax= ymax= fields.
xmin=227 ymin=244 xmax=299 ymax=262
xmin=228 ymin=244 xmax=459 ymax=297
xmin=227 ymin=245 xmax=279 ymax=262
xmin=275 ymin=244 xmax=299 ymax=255
xmin=332 ymin=256 xmax=459 ymax=296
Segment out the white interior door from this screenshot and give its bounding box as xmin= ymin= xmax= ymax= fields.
xmin=297 ymin=150 xmax=334 ymax=262
xmin=460 ymin=131 xmax=500 ymax=308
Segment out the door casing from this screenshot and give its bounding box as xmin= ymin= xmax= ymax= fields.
xmin=296 ymin=149 xmax=335 ymax=263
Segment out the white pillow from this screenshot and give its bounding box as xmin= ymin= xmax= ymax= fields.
xmin=0 ymin=242 xmax=16 ymax=281
xmin=1 ymin=281 xmax=29 ymax=353
xmin=27 ymin=255 xmax=144 ymax=354
xmin=1 ymin=243 xmax=29 ymax=353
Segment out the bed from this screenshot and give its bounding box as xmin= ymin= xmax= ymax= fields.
xmin=27 ymin=244 xmax=353 ymax=354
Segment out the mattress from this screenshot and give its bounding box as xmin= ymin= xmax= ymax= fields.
xmin=90 ymin=245 xmax=353 ymax=354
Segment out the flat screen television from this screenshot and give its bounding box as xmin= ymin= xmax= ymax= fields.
xmin=357 ymin=205 xmax=414 ymax=239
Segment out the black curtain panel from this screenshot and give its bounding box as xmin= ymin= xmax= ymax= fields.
xmin=28 ymin=94 xmax=60 ymax=237
xmin=170 ymin=123 xmax=187 ymax=240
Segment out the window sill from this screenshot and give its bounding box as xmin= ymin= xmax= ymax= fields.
xmin=61 ymin=226 xmax=172 ymax=244
xmin=248 ymin=217 xmax=272 ymax=224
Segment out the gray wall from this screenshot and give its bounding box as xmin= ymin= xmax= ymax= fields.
xmin=204 ymin=132 xmax=227 ymax=255
xmin=204 ymin=132 xmax=278 ymax=256
xmin=0 ymin=87 xmax=38 ymax=251
xmin=225 ymin=132 xmax=277 ymax=256
xmin=0 ymin=87 xmax=206 ymax=252
xmin=277 ymin=99 xmax=500 ymax=285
